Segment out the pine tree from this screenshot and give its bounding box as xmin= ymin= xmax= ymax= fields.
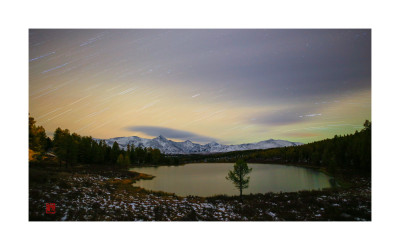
xmin=130 ymin=144 xmax=136 ymax=164
xmin=123 ymin=154 xmax=131 ymax=167
xmin=226 ymin=159 xmax=252 ymax=198
xmin=151 ymin=148 xmax=161 ymax=164
xmin=29 ymin=116 xmax=48 ymax=154
xmin=111 ymin=141 xmax=120 ymax=164
xmin=53 ymin=127 xmax=70 ymax=167
xmin=117 ymin=154 xmax=124 ymax=167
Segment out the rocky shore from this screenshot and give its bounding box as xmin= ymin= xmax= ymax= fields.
xmin=29 ymin=165 xmax=371 ymax=221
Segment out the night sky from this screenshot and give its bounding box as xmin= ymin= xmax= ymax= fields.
xmin=29 ymin=29 xmax=371 ymax=144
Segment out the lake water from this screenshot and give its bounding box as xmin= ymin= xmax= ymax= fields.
xmin=130 ymin=163 xmax=333 ymax=197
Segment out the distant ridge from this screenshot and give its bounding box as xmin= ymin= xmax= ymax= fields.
xmin=95 ymin=135 xmax=303 ymax=154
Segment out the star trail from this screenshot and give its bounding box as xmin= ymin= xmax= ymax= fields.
xmin=29 ymin=29 xmax=371 ymax=144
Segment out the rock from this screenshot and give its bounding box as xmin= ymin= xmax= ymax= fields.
xmin=340 ymin=213 xmax=351 ymax=219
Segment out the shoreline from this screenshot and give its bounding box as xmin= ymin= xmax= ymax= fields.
xmin=129 ymin=161 xmax=355 ymax=195
xmin=29 ymin=163 xmax=371 ymax=221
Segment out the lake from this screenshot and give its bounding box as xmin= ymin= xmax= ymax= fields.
xmin=130 ymin=163 xmax=334 ymax=197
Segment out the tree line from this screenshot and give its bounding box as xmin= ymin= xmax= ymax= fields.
xmin=29 ymin=115 xmax=371 ymax=173
xmin=176 ymin=120 xmax=372 ymax=174
xmin=29 ymin=116 xmax=180 ymax=167
xmin=246 ymin=120 xmax=371 ymax=173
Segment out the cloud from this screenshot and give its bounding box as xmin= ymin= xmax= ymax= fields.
xmin=151 ymin=29 xmax=370 ymax=106
xmin=248 ymin=107 xmax=323 ymax=126
xmin=252 ymin=111 xmax=301 ymax=125
xmin=125 ymin=126 xmax=216 ymax=143
xmin=281 ymin=132 xmax=321 ymax=138
xmin=299 ymin=113 xmax=322 ymax=118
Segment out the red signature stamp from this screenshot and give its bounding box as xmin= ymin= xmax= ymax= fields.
xmin=46 ymin=203 xmax=56 ymax=214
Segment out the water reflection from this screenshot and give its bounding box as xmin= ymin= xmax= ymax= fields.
xmin=130 ymin=163 xmax=333 ymax=197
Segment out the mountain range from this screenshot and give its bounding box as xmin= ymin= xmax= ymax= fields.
xmin=96 ymin=135 xmax=303 ymax=154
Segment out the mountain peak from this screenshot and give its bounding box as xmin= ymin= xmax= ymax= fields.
xmin=98 ymin=136 xmax=301 ymax=154
xmin=156 ymin=135 xmax=168 ymax=140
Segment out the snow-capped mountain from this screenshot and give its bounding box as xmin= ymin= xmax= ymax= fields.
xmin=95 ymin=135 xmax=303 ymax=154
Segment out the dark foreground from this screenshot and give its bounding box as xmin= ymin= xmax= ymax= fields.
xmin=29 ymin=164 xmax=371 ymax=221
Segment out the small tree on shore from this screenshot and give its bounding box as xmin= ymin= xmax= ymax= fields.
xmin=226 ymin=159 xmax=252 ymax=199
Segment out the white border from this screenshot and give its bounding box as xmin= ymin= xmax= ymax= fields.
xmin=1 ymin=0 xmax=398 ymax=250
